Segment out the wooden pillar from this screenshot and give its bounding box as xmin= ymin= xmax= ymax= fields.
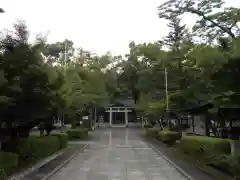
xmin=109 ymin=131 xmax=112 ymax=148
xmin=125 ymin=110 xmax=128 ymax=127
xmin=93 ymin=107 xmax=97 ymax=130
xmin=109 ymin=108 xmax=112 ymax=127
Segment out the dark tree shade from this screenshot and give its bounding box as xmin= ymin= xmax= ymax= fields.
xmin=0 ymin=8 xmax=4 ymax=13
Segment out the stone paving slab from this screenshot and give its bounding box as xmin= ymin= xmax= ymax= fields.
xmin=49 ymin=129 xmax=188 ymax=180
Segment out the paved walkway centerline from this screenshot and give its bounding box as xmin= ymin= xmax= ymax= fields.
xmin=49 ymin=128 xmax=188 ymax=180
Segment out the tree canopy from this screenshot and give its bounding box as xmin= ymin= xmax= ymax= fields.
xmin=0 ymin=0 xmax=240 ymax=144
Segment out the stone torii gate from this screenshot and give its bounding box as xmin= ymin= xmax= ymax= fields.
xmin=105 ymin=106 xmax=132 ymax=127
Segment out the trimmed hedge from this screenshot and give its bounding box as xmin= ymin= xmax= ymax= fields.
xmin=208 ymin=154 xmax=240 ymax=179
xmin=16 ymin=136 xmax=61 ymax=163
xmin=179 ymin=136 xmax=231 ymax=159
xmin=67 ymin=128 xmax=88 ymax=140
xmin=156 ymin=131 xmax=181 ymax=145
xmin=146 ymin=128 xmax=161 ymax=138
xmin=0 ymin=152 xmax=18 ymax=175
xmin=0 ymin=134 xmax=67 ymax=179
xmin=0 ymin=169 xmax=6 ymax=180
xmin=52 ymin=133 xmax=68 ymax=149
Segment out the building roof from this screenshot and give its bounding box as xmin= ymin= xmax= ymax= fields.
xmin=115 ymin=98 xmax=135 ymax=106
xmin=104 ymin=97 xmax=135 ymax=107
xmin=218 ymin=107 xmax=240 ymax=118
xmin=176 ymin=103 xmax=214 ymax=115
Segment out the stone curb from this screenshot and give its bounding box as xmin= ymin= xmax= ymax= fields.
xmin=41 ymin=144 xmax=89 ymax=180
xmin=146 ymin=137 xmax=233 ymax=180
xmin=145 ymin=138 xmax=195 ymax=180
xmin=8 ymin=150 xmax=65 ymax=180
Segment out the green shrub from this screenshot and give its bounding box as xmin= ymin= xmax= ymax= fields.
xmin=144 ymin=124 xmax=153 ymax=128
xmin=0 ymin=151 xmax=18 ymax=175
xmin=52 ymin=133 xmax=68 ymax=149
xmin=208 ymin=154 xmax=240 ymax=178
xmin=156 ymin=131 xmax=181 ymax=145
xmin=16 ymin=136 xmax=60 ymax=163
xmin=146 ymin=128 xmax=161 ymax=138
xmin=179 ymin=136 xmax=231 ymax=160
xmin=0 ymin=169 xmax=6 ymax=180
xmin=29 ymin=136 xmax=60 ymax=160
xmin=67 ymin=128 xmax=88 ymax=140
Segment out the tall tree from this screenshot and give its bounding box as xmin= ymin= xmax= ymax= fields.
xmin=42 ymin=39 xmax=74 ymax=65
xmin=119 ymin=42 xmax=140 ymax=104
xmin=163 ymin=16 xmax=193 ymax=108
xmin=158 ymin=0 xmax=240 ymax=40
xmin=0 ymin=21 xmax=64 ymax=141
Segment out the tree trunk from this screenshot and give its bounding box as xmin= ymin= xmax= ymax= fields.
xmin=204 ymin=114 xmax=210 ymax=136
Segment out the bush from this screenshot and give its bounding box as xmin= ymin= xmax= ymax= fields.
xmin=16 ymin=136 xmax=61 ymax=163
xmin=0 ymin=151 xmax=18 ymax=175
xmin=0 ymin=169 xmax=6 ymax=180
xmin=52 ymin=133 xmax=68 ymax=149
xmin=156 ymin=131 xmax=181 ymax=145
xmin=67 ymin=128 xmax=88 ymax=140
xmin=146 ymin=128 xmax=161 ymax=138
xmin=179 ymin=136 xmax=231 ymax=160
xmin=144 ymin=124 xmax=153 ymax=128
xmin=208 ymin=154 xmax=240 ymax=179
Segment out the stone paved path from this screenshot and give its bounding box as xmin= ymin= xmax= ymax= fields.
xmin=49 ymin=128 xmax=188 ymax=180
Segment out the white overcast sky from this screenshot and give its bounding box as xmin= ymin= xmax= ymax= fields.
xmin=0 ymin=0 xmax=239 ymax=56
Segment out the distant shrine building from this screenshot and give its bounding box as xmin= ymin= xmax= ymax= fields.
xmin=98 ymin=98 xmax=136 ymax=127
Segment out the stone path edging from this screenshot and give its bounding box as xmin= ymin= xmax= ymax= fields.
xmin=41 ymin=144 xmax=89 ymax=180
xmin=144 ymin=136 xmax=234 ymax=180
xmin=9 ymin=150 xmax=65 ymax=180
xmin=145 ymin=138 xmax=195 ymax=180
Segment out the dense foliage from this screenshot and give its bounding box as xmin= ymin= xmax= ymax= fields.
xmin=0 ymin=0 xmax=239 ymax=152
xmin=0 ymin=0 xmax=239 ymax=178
xmin=0 ymin=0 xmax=240 ymax=146
xmin=0 ymin=21 xmax=111 ymax=151
xmin=119 ymin=0 xmax=240 ymax=120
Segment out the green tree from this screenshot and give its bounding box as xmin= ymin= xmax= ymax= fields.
xmin=118 ymin=42 xmax=141 ymax=104
xmin=0 ymin=21 xmax=66 ymax=145
xmin=58 ymin=51 xmax=111 ymax=125
xmin=158 ymin=0 xmax=240 ymax=40
xmin=42 ymin=39 xmax=74 ymax=65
